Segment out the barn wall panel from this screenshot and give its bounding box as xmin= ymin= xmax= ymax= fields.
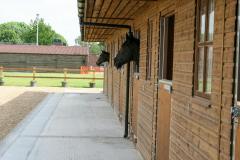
xmin=102 ymin=0 xmax=237 ymax=159
xmin=0 ymin=54 xmax=86 ymax=69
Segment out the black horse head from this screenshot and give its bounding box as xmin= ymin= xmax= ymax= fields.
xmin=96 ymin=51 xmax=110 ymax=66
xmin=114 ymin=33 xmax=140 ymax=69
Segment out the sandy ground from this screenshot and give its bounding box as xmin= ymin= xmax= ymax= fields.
xmin=0 ymin=86 xmax=103 ymax=140
xmin=0 ymin=91 xmax=47 ymax=140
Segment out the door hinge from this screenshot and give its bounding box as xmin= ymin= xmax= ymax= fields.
xmin=232 ymin=106 xmax=240 ymax=118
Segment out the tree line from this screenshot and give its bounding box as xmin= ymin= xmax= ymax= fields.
xmin=0 ymin=19 xmax=67 ymax=46
xmin=0 ymin=19 xmax=105 ymax=54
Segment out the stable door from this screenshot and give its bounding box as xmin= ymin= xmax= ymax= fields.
xmin=156 ymin=14 xmax=175 ymax=160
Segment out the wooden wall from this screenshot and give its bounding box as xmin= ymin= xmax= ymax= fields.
xmin=0 ymin=53 xmax=87 ymax=69
xmin=102 ymin=0 xmax=237 ymax=160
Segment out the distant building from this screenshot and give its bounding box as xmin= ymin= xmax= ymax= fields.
xmin=0 ymin=44 xmax=91 ymax=69
xmin=87 ymin=54 xmax=98 ymax=67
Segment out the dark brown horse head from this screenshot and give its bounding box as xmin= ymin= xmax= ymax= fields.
xmin=114 ymin=33 xmax=140 ymax=69
xmin=96 ymin=51 xmax=110 ymax=66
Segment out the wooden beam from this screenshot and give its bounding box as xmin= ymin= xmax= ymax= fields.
xmin=86 ymin=0 xmax=95 ymax=17
xmin=133 ymin=0 xmax=157 ymax=1
xmin=86 ymin=17 xmax=133 ymax=20
xmin=85 ymin=26 xmax=119 ymax=30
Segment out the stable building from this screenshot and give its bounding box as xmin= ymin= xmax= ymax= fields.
xmin=78 ymin=0 xmax=240 ymax=160
xmin=0 ymin=44 xmax=89 ymax=69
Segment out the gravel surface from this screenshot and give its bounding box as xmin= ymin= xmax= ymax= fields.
xmin=0 ymin=86 xmax=103 ymax=140
xmin=0 ymin=91 xmax=48 ymax=140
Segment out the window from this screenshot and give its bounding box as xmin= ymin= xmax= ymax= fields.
xmin=133 ymin=30 xmax=140 ymax=73
xmin=146 ymin=20 xmax=153 ymax=80
xmin=195 ymin=0 xmax=215 ymax=98
xmin=159 ymin=15 xmax=175 ymax=81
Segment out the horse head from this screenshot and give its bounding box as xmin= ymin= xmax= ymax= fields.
xmin=96 ymin=51 xmax=110 ymax=66
xmin=114 ymin=33 xmax=140 ymax=69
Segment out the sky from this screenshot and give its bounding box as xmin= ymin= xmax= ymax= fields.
xmin=0 ymin=0 xmax=80 ymax=46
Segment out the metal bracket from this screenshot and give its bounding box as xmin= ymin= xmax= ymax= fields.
xmin=232 ymin=106 xmax=240 ymax=118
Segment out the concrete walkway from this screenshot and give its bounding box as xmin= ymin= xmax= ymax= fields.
xmin=0 ymin=92 xmax=143 ymax=160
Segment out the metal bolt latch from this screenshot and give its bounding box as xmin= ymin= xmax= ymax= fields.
xmin=232 ymin=106 xmax=240 ymax=119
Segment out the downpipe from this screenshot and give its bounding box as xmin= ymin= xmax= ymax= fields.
xmin=124 ymin=62 xmax=131 ymax=138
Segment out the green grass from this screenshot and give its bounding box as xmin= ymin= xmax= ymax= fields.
xmin=1 ymin=72 xmax=104 ymax=88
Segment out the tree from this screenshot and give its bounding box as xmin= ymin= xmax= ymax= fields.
xmin=0 ymin=30 xmax=19 ymax=44
xmin=0 ymin=19 xmax=68 ymax=45
xmin=75 ymin=36 xmax=105 ymax=54
xmin=53 ymin=33 xmax=67 ymax=46
xmin=75 ymin=36 xmax=89 ymax=47
xmin=0 ymin=22 xmax=30 ymax=44
xmin=89 ymin=42 xmax=105 ymax=54
xmin=25 ymin=19 xmax=68 ymax=45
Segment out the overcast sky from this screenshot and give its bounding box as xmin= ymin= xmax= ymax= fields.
xmin=0 ymin=0 xmax=80 ymax=46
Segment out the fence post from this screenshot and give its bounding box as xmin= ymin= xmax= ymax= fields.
xmin=93 ymin=70 xmax=96 ymax=84
xmin=62 ymin=68 xmax=67 ymax=87
xmin=30 ymin=67 xmax=37 ymax=87
xmin=89 ymin=69 xmax=96 ymax=88
xmin=33 ymin=67 xmax=36 ymax=81
xmin=0 ymin=66 xmax=4 ymax=86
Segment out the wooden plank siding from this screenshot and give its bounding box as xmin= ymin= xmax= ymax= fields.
xmin=100 ymin=0 xmax=237 ymax=160
xmin=0 ymin=54 xmax=87 ymax=69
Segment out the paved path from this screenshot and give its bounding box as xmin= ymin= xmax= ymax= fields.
xmin=0 ymin=92 xmax=142 ymax=160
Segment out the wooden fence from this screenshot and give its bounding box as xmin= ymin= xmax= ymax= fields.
xmin=0 ymin=66 xmax=104 ymax=87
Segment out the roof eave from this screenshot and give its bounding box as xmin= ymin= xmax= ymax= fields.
xmin=77 ymin=0 xmax=86 ymax=41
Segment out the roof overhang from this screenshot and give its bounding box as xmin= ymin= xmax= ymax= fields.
xmin=77 ymin=0 xmax=156 ymax=42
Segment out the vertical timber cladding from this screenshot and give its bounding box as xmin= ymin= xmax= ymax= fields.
xmin=103 ymin=67 xmax=108 ymax=94
xmin=129 ymin=29 xmax=141 ymax=139
xmin=129 ymin=61 xmax=140 ymax=138
xmin=220 ymin=0 xmax=237 ymax=159
xmin=112 ymin=39 xmax=120 ymax=114
xmin=119 ymin=36 xmax=127 ymax=124
xmin=106 ymin=41 xmax=113 ymax=104
xmin=170 ymin=0 xmax=218 ymax=159
xmin=106 ymin=31 xmax=127 ymax=124
xmin=156 ymin=3 xmax=176 ymax=160
xmin=135 ymin=6 xmax=159 ymax=160
xmin=170 ymin=1 xmax=237 ymax=160
xmin=87 ymin=0 xmax=237 ymax=159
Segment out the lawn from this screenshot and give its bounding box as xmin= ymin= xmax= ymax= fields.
xmin=1 ymin=72 xmax=104 ymax=88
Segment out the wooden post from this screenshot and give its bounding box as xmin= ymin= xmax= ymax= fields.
xmin=93 ymin=70 xmax=96 ymax=83
xmin=30 ymin=67 xmax=37 ymax=87
xmin=89 ymin=69 xmax=96 ymax=88
xmin=0 ymin=66 xmax=4 ymax=86
xmin=64 ymin=68 xmax=67 ymax=82
xmin=33 ymin=67 xmax=36 ymax=81
xmin=0 ymin=66 xmax=3 ymax=79
xmin=62 ymin=68 xmax=67 ymax=87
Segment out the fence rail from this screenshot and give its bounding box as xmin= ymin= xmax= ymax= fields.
xmin=0 ymin=66 xmax=104 ymax=87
